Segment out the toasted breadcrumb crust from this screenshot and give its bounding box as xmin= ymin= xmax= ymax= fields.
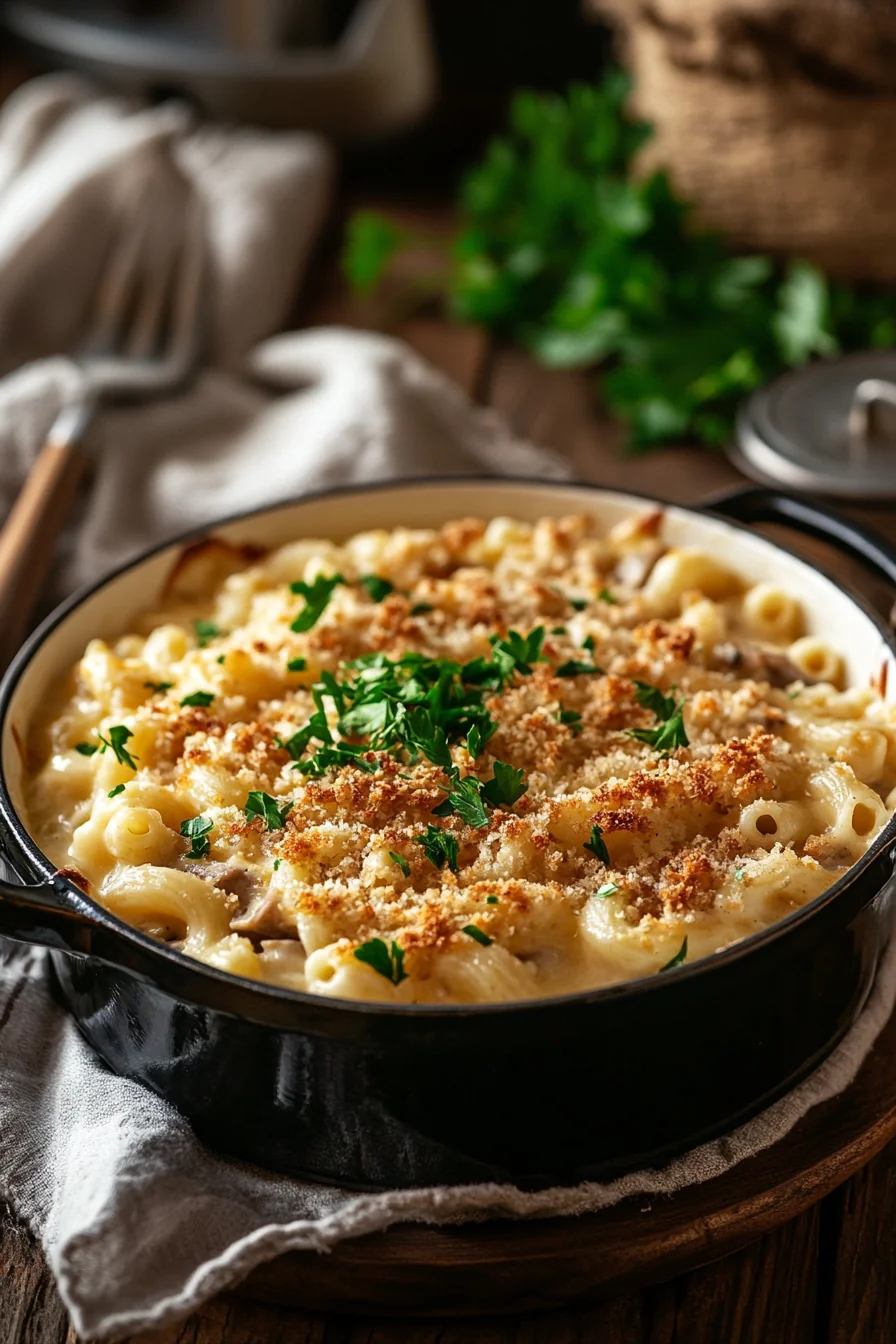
xmin=23 ymin=513 xmax=896 ymax=1003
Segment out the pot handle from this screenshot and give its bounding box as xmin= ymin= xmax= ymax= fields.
xmin=709 ymin=487 xmax=896 ymax=606
xmin=0 ymin=870 xmax=103 ymax=956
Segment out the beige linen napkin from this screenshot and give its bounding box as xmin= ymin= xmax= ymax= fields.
xmin=0 ymin=73 xmax=333 ymax=373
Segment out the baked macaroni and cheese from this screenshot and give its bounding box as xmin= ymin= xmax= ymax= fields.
xmin=23 ymin=512 xmax=896 ymax=1003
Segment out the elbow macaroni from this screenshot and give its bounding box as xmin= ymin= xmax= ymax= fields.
xmin=22 ymin=512 xmax=896 ymax=1004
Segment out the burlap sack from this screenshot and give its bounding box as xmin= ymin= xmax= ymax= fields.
xmin=591 ymin=0 xmax=896 ymax=280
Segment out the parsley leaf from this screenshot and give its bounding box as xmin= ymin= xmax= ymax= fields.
xmin=551 ymin=625 xmax=567 ymax=635
xmin=360 ymin=574 xmax=394 ymax=603
xmin=632 ymin=680 xmax=677 ymax=720
xmin=144 ymin=681 xmax=173 ymax=694
xmin=598 ymin=588 xmax=618 ymax=604
xmin=287 ymin=657 xmax=307 ymax=673
xmin=411 ymin=602 xmax=434 ymax=615
xmin=194 ymin=620 xmax=221 ymax=647
xmin=557 ymin=659 xmax=603 ymax=677
xmin=415 ymin=825 xmax=459 ymax=871
xmin=354 ymin=936 xmax=408 ymax=985
xmin=342 ymin=211 xmax=405 ymax=293
xmin=568 ymin=597 xmax=588 ymax=611
xmin=555 ymin=707 xmax=582 ymax=735
xmin=283 ymin=710 xmax=332 ymax=760
xmin=462 ymin=924 xmax=492 ymax=946
xmin=108 ymin=784 xmax=125 ymax=798
xmin=595 ymin=881 xmax=619 ymax=898
xmin=180 ymin=814 xmax=214 ymax=860
xmin=75 ymin=742 xmax=98 ymax=757
xmin=181 ymin=690 xmax=215 ymax=708
xmin=290 ymin=573 xmax=344 ymax=632
xmin=584 ymin=824 xmax=609 ymax=862
xmin=295 ymin=745 xmax=378 ymax=777
xmin=343 ymin=72 xmax=896 ymax=449
xmin=244 ymin=791 xmax=292 ymax=831
xmin=435 ymin=773 xmax=490 ymax=828
xmin=628 ymin=704 xmax=689 ymax=756
xmin=486 ymin=895 xmax=499 ymax=904
xmin=389 ymin=851 xmax=411 ymax=877
xmin=659 ymin=937 xmax=688 ymax=972
xmin=98 ymin=725 xmax=137 ymax=770
xmin=481 ymin=760 xmax=528 ymax=808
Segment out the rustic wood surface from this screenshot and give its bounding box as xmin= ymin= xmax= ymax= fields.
xmin=4 ymin=183 xmax=896 ymax=1343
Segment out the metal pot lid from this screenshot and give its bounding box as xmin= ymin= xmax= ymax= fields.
xmin=732 ymin=350 xmax=896 ymax=498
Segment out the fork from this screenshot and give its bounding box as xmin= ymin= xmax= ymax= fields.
xmin=0 ymin=183 xmax=205 ymax=666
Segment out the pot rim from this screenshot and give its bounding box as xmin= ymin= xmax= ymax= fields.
xmin=3 ymin=474 xmax=895 ymax=1020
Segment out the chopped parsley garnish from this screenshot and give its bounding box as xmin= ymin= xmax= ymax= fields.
xmin=435 ymin=761 xmax=527 ymax=823
xmin=584 ymin=823 xmax=609 ymax=862
xmin=555 ymin=707 xmax=583 ymax=735
xmin=273 ymin=859 xmax=281 ymax=871
xmin=465 ymin=627 xmax=546 ymax=688
xmin=389 ymin=851 xmax=411 ymax=877
xmin=216 ymin=655 xmax=226 ymax=665
xmin=462 ymin=924 xmax=492 ymax=946
xmin=568 ymin=597 xmax=588 ymax=611
xmin=181 ymin=690 xmax=215 ymax=708
xmin=180 ymin=815 xmax=214 ymax=859
xmin=481 ymin=760 xmax=527 ymax=808
xmin=465 ymin=721 xmax=497 ymax=759
xmin=295 ymin=744 xmax=378 ymax=777
xmin=632 ymin=679 xmax=678 ymax=720
xmin=354 ymin=937 xmax=407 ymax=985
xmin=98 ymin=725 xmax=137 ymax=770
xmin=595 ymin=881 xmax=620 ymax=898
xmin=75 ymin=742 xmax=98 ymax=757
xmin=598 ymin=588 xmax=618 ymax=605
xmin=360 ymin=574 xmax=394 ymax=603
xmin=551 ymin=625 xmax=567 ymax=635
xmin=628 ymin=679 xmax=689 ymax=756
xmin=107 ymin=784 xmax=125 ymax=798
xmin=415 ymin=825 xmax=459 ymax=871
xmin=244 ymin=791 xmax=292 ymax=831
xmin=582 ymin=635 xmax=596 ymax=653
xmin=410 ymin=602 xmax=434 ymax=615
xmin=144 ymin=681 xmax=173 ymax=694
xmin=194 ymin=620 xmax=221 ymax=647
xmin=659 ymin=937 xmax=688 ymax=972
xmin=290 ymin=573 xmax=344 ymax=632
xmin=434 ymin=772 xmax=489 ymax=827
xmin=628 ymin=705 xmax=689 ymax=756
xmin=788 ymin=689 xmax=801 ymax=700
xmin=557 ymin=658 xmax=604 ymax=678
xmin=486 ymin=895 xmax=498 ymax=904
xmin=287 ymin=657 xmax=307 ymax=673
xmin=282 ymin=710 xmax=331 ymax=759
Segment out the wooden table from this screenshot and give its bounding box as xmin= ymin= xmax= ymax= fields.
xmin=3 ymin=187 xmax=896 ymax=1344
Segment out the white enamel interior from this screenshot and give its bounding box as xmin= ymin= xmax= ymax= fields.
xmin=5 ymin=481 xmax=896 ymax=839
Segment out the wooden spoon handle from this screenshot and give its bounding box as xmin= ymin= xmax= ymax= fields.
xmin=0 ymin=403 xmax=92 ymax=668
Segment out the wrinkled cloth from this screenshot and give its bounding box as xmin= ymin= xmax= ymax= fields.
xmin=0 ymin=73 xmax=333 ymax=373
xmin=0 ymin=327 xmax=571 ymax=593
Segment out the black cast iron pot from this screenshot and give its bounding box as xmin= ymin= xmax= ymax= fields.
xmin=1 ymin=480 xmax=895 ymax=1190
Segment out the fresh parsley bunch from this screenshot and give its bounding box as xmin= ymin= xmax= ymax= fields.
xmin=343 ymin=70 xmax=895 ymax=449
